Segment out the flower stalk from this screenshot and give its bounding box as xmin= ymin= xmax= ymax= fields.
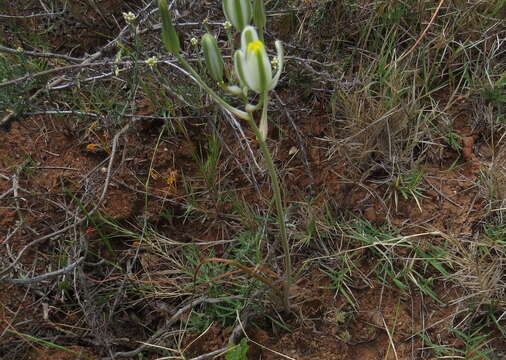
xmin=244 ymin=109 xmax=291 ymax=311
xmin=175 ymin=54 xmax=249 ymax=120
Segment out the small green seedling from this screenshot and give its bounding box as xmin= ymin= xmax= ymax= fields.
xmin=226 ymin=337 xmax=249 ymax=360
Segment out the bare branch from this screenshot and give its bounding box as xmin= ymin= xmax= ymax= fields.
xmin=2 ymin=257 xmax=85 ymax=285
xmin=0 ymin=11 xmax=65 ymax=19
xmin=0 ymin=44 xmax=83 ymax=62
xmin=107 ymin=296 xmax=243 ymax=359
xmin=0 ymin=61 xmax=121 ymax=88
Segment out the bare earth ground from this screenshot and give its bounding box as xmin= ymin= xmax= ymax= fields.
xmin=1 ymin=1 xmax=506 ymax=359
xmin=2 ymin=93 xmax=505 ymax=360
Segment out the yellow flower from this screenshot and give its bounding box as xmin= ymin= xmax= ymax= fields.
xmin=234 ymin=26 xmax=283 ymax=94
xmin=166 ymin=169 xmax=178 ymax=192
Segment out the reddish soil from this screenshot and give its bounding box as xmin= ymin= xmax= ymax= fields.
xmin=2 ymin=78 xmax=505 ymax=360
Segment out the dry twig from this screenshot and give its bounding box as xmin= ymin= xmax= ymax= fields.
xmin=1 ymin=257 xmax=85 ymax=285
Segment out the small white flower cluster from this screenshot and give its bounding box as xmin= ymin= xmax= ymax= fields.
xmin=223 ymin=21 xmax=232 ymax=31
xmin=145 ymin=56 xmax=158 ymax=69
xmin=122 ymin=12 xmax=136 ymax=25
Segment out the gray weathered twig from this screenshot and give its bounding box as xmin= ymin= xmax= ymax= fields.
xmin=2 ymin=257 xmax=85 ymax=285
xmin=0 ymin=44 xmax=83 ymax=62
xmin=107 ymin=295 xmax=243 ymax=359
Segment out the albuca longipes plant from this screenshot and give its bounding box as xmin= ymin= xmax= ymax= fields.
xmin=158 ymin=0 xmax=291 ymax=311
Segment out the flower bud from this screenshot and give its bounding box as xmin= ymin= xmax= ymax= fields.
xmin=245 ymin=103 xmax=259 ymax=112
xmin=223 ymin=0 xmax=252 ymax=32
xmin=202 ymin=33 xmax=224 ymax=83
xmin=253 ymin=0 xmax=266 ymax=31
xmin=234 ymin=50 xmax=247 ymax=89
xmin=158 ymin=0 xmax=180 ymax=54
xmin=240 ymin=25 xmax=259 ymax=50
xmin=269 ymin=40 xmax=284 ymax=90
xmin=226 ymin=85 xmax=243 ymax=95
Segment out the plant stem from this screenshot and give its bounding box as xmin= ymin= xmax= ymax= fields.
xmin=245 ymin=102 xmax=291 ymax=312
xmin=259 ymin=92 xmax=269 ymax=140
xmin=174 ymin=53 xmax=291 ymax=311
xmin=175 ymin=54 xmax=249 ymax=120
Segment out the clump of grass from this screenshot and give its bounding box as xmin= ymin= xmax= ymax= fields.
xmin=345 ymin=218 xmax=448 ymax=302
xmin=310 ymin=0 xmax=505 ymax=180
xmin=193 ymin=133 xmax=221 ymax=189
xmin=421 ymin=324 xmax=494 ymax=359
xmin=387 ymin=167 xmax=426 ymax=212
